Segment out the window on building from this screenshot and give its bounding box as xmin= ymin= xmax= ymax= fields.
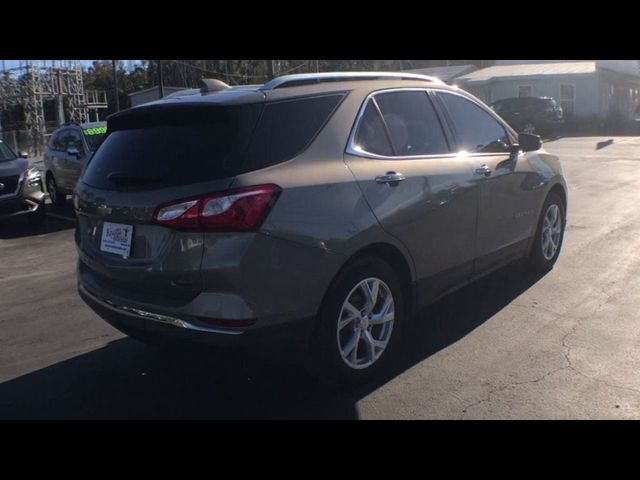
xmin=560 ymin=84 xmax=575 ymax=118
xmin=518 ymin=85 xmax=532 ymax=97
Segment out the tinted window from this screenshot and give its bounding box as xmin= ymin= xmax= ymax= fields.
xmin=374 ymin=91 xmax=449 ymax=156
xmin=353 ymin=101 xmax=394 ymax=156
xmin=439 ymin=93 xmax=510 ymax=154
xmin=0 ymin=140 xmax=17 ymax=162
xmin=83 ymin=104 xmax=263 ymax=190
xmin=242 ymin=93 xmax=345 ymax=171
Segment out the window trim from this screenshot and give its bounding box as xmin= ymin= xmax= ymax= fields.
xmin=346 ymin=87 xmax=456 ymax=160
xmin=431 ymin=89 xmax=518 ymax=156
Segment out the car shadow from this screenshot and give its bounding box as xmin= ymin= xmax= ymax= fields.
xmin=0 ymin=261 xmax=548 ymax=419
xmin=0 ymin=200 xmax=76 ymax=239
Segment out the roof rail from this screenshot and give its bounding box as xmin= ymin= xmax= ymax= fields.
xmin=262 ymin=72 xmax=445 ymax=90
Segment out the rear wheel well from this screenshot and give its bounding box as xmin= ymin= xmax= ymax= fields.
xmin=323 ymin=243 xmax=415 ymax=318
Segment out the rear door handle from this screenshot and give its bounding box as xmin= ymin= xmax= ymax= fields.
xmin=475 ymin=165 xmax=492 ymax=176
xmin=375 ymin=172 xmax=406 ymax=185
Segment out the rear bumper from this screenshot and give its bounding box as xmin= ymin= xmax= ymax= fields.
xmin=78 ymin=280 xmax=316 ymax=351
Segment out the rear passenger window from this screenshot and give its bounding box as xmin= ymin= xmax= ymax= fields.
xmin=374 ymin=91 xmax=449 ymax=156
xmin=438 ymin=93 xmax=511 ymax=154
xmin=353 ymin=102 xmax=394 ymax=156
xmin=242 ymin=93 xmax=345 ymax=171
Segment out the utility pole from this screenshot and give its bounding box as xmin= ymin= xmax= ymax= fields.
xmin=316 ymin=60 xmax=320 ymax=73
xmin=266 ymin=60 xmax=274 ymax=80
xmin=112 ymin=60 xmax=120 ymax=112
xmin=157 ymin=60 xmax=165 ymax=98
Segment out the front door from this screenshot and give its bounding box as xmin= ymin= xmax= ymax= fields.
xmin=435 ymin=90 xmax=532 ymax=274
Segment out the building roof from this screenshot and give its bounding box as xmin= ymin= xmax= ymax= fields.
xmin=456 ymin=62 xmax=597 ymax=84
xmin=402 ymin=64 xmax=477 ymax=83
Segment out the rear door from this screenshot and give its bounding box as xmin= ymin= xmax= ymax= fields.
xmin=345 ymin=89 xmax=479 ymax=302
xmin=75 ymin=101 xmax=264 ymax=305
xmin=66 ymin=128 xmax=88 ymax=190
xmin=50 ymin=128 xmax=73 ymax=189
xmin=435 ymin=90 xmax=533 ymax=273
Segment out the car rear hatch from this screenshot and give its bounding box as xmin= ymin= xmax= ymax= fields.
xmin=75 ymin=95 xmax=265 ymax=306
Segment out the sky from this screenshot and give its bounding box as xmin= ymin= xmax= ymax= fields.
xmin=1 ymin=60 xmax=143 ymax=72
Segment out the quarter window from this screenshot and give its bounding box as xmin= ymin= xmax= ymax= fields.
xmin=353 ymin=101 xmax=394 ymax=156
xmin=438 ymin=93 xmax=511 ymax=154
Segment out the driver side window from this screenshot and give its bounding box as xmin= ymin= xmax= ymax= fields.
xmin=438 ymin=92 xmax=511 ymax=154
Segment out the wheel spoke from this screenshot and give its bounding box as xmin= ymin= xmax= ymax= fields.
xmin=362 ymin=330 xmax=377 ymax=363
xmin=370 ymin=295 xmax=394 ymax=324
xmin=362 ymin=280 xmax=380 ymax=312
xmin=338 ymin=311 xmax=358 ymax=331
xmin=342 ymin=330 xmax=360 ymax=358
xmin=350 ymin=333 xmax=360 ymax=363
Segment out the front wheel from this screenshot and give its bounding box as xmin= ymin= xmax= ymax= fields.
xmin=308 ymin=257 xmax=404 ymax=384
xmin=528 ymin=192 xmax=565 ymax=271
xmin=46 ymin=174 xmax=66 ymax=208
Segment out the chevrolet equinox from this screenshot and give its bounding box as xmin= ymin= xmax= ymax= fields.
xmin=75 ymin=72 xmax=568 ymax=383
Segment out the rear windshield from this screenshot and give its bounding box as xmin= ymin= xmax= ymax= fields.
xmin=82 ymin=93 xmax=345 ymax=190
xmin=82 ymin=104 xmax=263 ymax=190
xmin=82 ymin=125 xmax=107 ymax=152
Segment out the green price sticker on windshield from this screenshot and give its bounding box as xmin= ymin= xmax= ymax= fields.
xmin=84 ymin=126 xmax=107 ymax=136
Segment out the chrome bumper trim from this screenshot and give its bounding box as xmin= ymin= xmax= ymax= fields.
xmin=78 ymin=284 xmax=244 ymax=335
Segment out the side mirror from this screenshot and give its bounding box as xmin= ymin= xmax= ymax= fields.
xmin=20 ymin=152 xmax=28 ymax=159
xmin=67 ymin=146 xmax=80 ymax=157
xmin=518 ymin=132 xmax=542 ymax=152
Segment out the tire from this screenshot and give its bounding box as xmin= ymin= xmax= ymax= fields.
xmin=308 ymin=256 xmax=405 ymax=384
xmin=528 ymin=192 xmax=565 ymax=271
xmin=46 ymin=174 xmax=66 ymax=208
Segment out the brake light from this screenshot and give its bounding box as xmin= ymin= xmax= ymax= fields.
xmin=154 ymin=184 xmax=281 ymax=231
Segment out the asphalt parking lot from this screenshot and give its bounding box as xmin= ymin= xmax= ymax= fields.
xmin=2 ymin=135 xmax=640 ymax=419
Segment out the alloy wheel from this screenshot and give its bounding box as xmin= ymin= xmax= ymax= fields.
xmin=541 ymin=204 xmax=562 ymax=260
xmin=336 ymin=277 xmax=395 ymax=370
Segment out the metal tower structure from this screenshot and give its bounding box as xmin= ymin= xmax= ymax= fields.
xmin=0 ymin=60 xmax=108 ymax=155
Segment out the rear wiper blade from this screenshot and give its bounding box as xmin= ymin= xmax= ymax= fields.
xmin=107 ymin=172 xmax=164 ymax=186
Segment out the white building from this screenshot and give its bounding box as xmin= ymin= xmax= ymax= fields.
xmin=455 ymin=60 xmax=640 ymax=124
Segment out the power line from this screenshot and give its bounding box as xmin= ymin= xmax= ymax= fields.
xmin=168 ymin=59 xmax=310 ymax=80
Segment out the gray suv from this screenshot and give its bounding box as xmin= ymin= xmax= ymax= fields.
xmin=75 ymin=72 xmax=568 ymax=382
xmin=44 ymin=122 xmax=107 ymax=206
xmin=0 ymin=140 xmax=45 ymax=225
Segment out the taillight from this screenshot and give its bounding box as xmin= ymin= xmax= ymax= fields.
xmin=154 ymin=184 xmax=281 ymax=232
